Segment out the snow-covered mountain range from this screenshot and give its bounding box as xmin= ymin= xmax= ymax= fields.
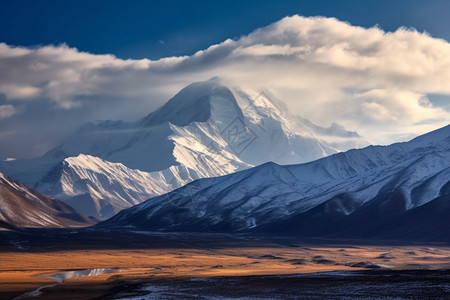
xmin=35 ymin=154 xmax=195 ymax=218
xmin=0 ymin=79 xmax=367 ymax=218
xmin=0 ymin=172 xmax=93 ymax=229
xmin=100 ymin=124 xmax=450 ymax=241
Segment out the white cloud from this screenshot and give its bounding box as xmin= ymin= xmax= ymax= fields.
xmin=0 ymin=84 xmax=41 ymax=100
xmin=0 ymin=105 xmax=17 ymax=119
xmin=0 ymin=15 xmax=449 ymax=155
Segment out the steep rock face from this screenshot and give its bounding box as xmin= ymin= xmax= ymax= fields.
xmin=0 ymin=172 xmax=93 ymax=228
xmin=99 ymin=125 xmax=450 ymax=241
xmin=0 ymin=80 xmax=367 ymax=218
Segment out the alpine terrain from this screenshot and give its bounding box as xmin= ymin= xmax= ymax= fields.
xmin=0 ymin=79 xmax=367 ymax=219
xmin=100 ymin=124 xmax=450 ymax=241
xmin=0 ymin=172 xmax=93 ymax=229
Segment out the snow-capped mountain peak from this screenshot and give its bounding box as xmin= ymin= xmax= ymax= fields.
xmin=0 ymin=79 xmax=368 ymax=219
xmin=139 ymin=81 xmax=224 ymax=127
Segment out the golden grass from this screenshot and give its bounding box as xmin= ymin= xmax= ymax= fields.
xmin=1 ymin=245 xmax=450 ymax=299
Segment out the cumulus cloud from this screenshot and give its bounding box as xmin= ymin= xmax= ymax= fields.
xmin=0 ymin=15 xmax=449 ymax=158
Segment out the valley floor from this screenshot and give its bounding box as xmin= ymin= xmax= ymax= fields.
xmin=1 ymin=230 xmax=450 ymax=299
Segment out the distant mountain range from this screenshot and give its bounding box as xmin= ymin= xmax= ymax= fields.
xmin=0 ymin=79 xmax=367 ymax=218
xmin=100 ymin=124 xmax=450 ymax=241
xmin=0 ymin=172 xmax=93 ymax=229
xmin=0 ymin=79 xmax=448 ymax=241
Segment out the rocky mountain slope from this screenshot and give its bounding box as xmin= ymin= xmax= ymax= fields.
xmin=0 ymin=172 xmax=94 ymax=229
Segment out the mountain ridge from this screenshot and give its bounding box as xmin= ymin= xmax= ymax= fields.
xmin=0 ymin=172 xmax=94 ymax=229
xmin=98 ymin=124 xmax=450 ymax=241
xmin=0 ymin=79 xmax=368 ymax=218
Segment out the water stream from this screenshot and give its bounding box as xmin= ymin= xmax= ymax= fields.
xmin=13 ymin=268 xmax=120 ymax=299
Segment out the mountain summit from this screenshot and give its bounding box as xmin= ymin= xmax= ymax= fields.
xmin=0 ymin=79 xmax=368 ymax=218
xmin=139 ymin=80 xmax=236 ymax=127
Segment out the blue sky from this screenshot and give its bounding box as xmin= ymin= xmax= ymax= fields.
xmin=0 ymin=0 xmax=450 ymax=159
xmin=2 ymin=0 xmax=450 ymax=59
